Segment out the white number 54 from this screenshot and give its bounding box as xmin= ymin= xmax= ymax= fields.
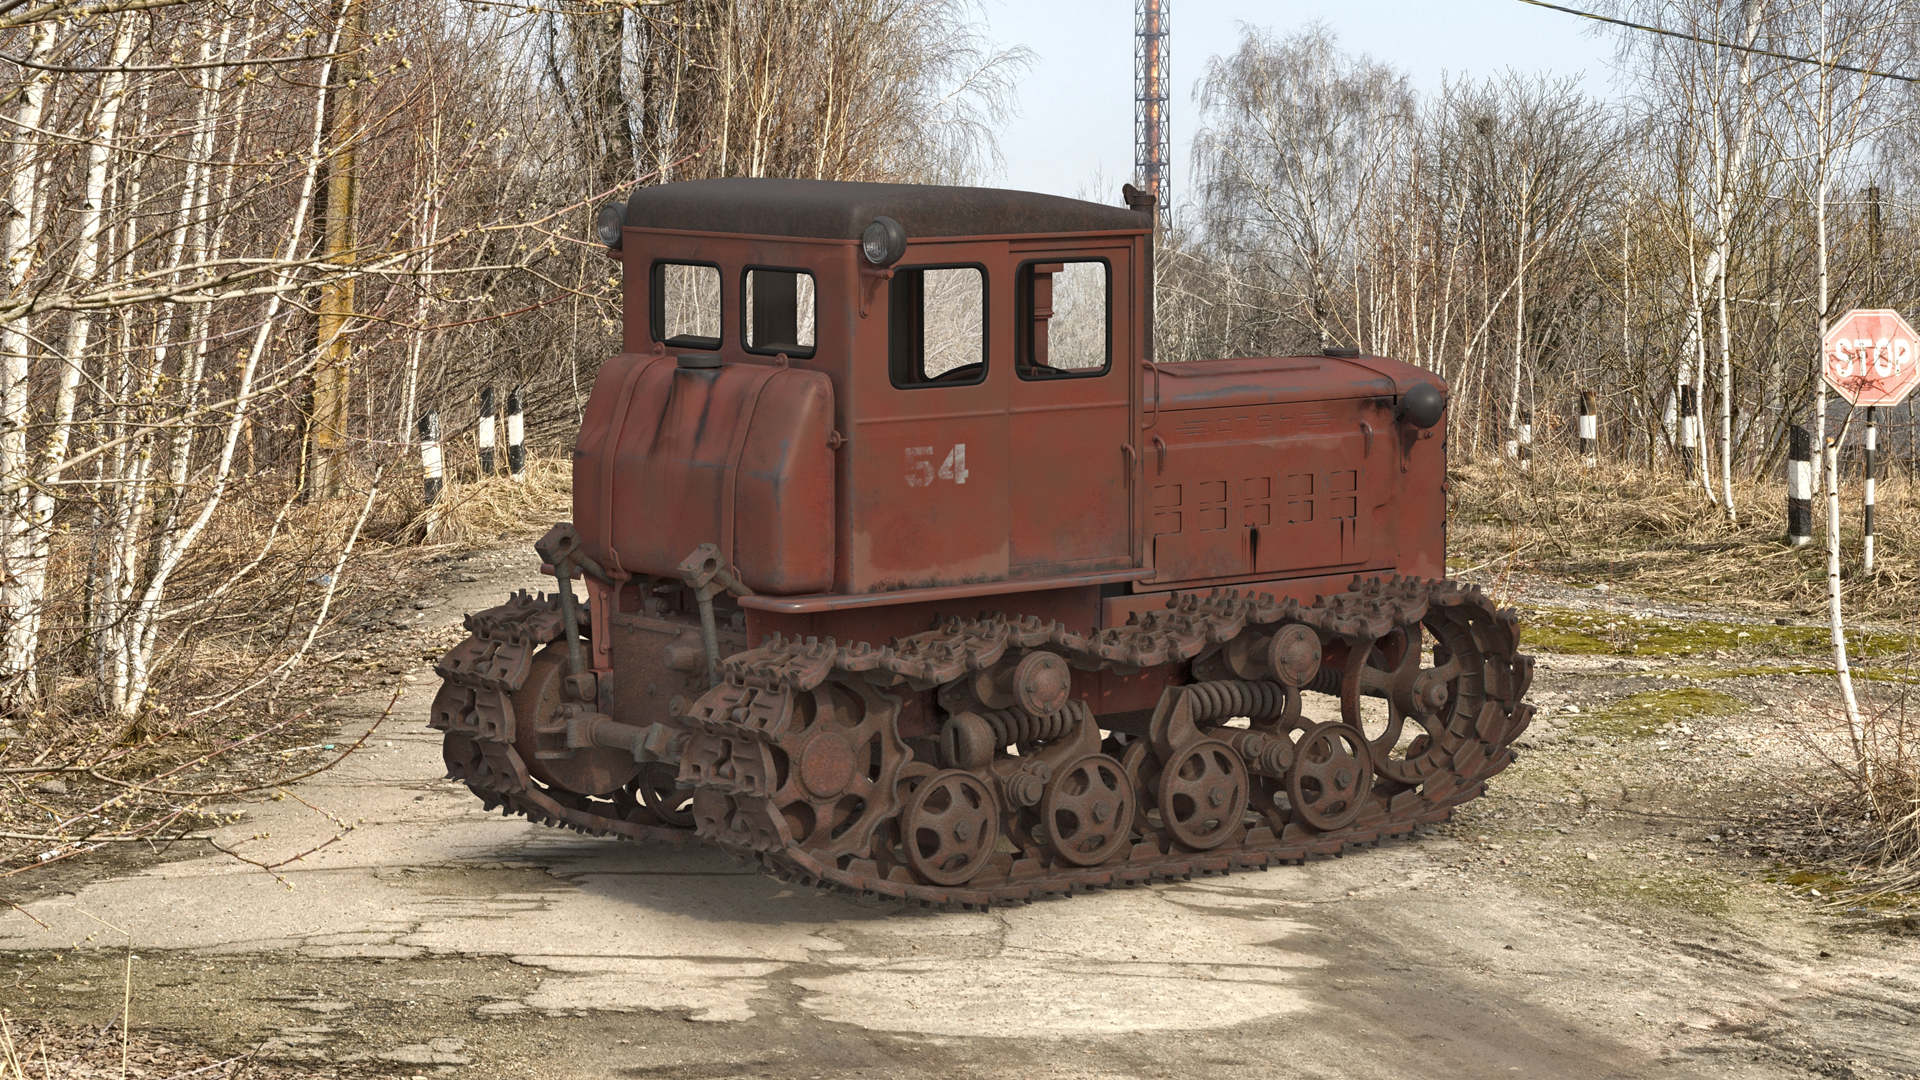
xmin=906 ymin=444 xmax=968 ymax=487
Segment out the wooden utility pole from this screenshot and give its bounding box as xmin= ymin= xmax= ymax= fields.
xmin=310 ymin=0 xmax=364 ymax=500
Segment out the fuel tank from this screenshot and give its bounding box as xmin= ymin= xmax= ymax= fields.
xmin=572 ymin=352 xmax=835 ymax=594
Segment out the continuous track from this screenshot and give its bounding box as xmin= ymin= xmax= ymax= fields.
xmin=432 ymin=577 xmax=1533 ymax=907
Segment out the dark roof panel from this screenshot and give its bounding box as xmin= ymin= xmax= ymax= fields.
xmin=623 ymin=178 xmax=1148 ymax=240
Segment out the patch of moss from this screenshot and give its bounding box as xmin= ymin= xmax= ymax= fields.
xmin=1520 ymin=606 xmax=1919 ymax=661
xmin=1569 ymin=687 xmax=1745 ymax=739
xmin=1668 ymin=662 xmax=1920 ymax=684
xmin=1521 ymin=623 xmax=1613 ymax=654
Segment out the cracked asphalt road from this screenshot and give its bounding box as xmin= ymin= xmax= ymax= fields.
xmin=4 ymin=558 xmax=1919 ymax=1079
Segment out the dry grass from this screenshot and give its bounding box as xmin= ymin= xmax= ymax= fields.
xmin=1450 ymin=449 xmax=1920 ymax=623
xmin=410 ymin=457 xmax=573 ymax=547
xmin=0 ymin=1011 xmax=346 ymax=1079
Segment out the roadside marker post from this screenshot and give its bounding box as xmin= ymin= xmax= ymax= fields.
xmin=420 ymin=411 xmax=443 ymax=505
xmin=1788 ymin=425 xmax=1813 ymax=547
xmin=508 ymin=386 xmax=526 ymax=483
xmin=479 ymin=387 xmax=496 ymax=475
xmin=1577 ymin=389 xmax=1597 ymax=466
xmin=1679 ymin=383 xmax=1698 ymax=479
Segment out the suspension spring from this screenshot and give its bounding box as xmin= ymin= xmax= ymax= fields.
xmin=1306 ymin=668 xmax=1345 ymax=696
xmin=1184 ymin=680 xmax=1292 ymax=723
xmin=978 ymin=699 xmax=1088 ymax=745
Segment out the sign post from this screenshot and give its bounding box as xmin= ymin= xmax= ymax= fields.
xmin=1821 ymin=309 xmax=1920 ymax=571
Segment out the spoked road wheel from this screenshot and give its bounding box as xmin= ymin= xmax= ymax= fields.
xmin=902 ymin=770 xmax=1001 ymax=886
xmin=1287 ymin=722 xmax=1372 ymax=831
xmin=1041 ymin=754 xmax=1135 ymax=866
xmin=1156 ymin=739 xmax=1247 ymax=851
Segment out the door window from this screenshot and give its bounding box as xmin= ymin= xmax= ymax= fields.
xmin=1018 ymin=259 xmax=1109 ymax=378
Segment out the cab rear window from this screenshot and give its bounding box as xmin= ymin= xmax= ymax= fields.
xmin=743 ymin=267 xmax=817 ymax=358
xmin=651 ymin=262 xmax=721 ymax=349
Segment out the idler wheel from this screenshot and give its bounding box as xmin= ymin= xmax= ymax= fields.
xmin=1041 ymin=754 xmax=1135 ymax=866
xmin=1156 ymin=739 xmax=1247 ymax=850
xmin=902 ymin=769 xmax=1001 ymax=886
xmin=1346 ymin=604 xmax=1485 ymax=787
xmin=514 ymin=644 xmax=640 ymax=797
xmin=634 ymin=761 xmax=694 ymax=827
xmin=1287 ymin=722 xmax=1373 ymax=831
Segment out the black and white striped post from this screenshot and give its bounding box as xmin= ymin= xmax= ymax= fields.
xmin=507 ymin=386 xmax=526 ymax=483
xmin=478 ymin=387 xmax=496 ymax=475
xmin=1787 ymin=424 xmax=1813 ymax=548
xmin=419 ymin=411 xmax=443 ymax=505
xmin=1864 ymin=407 xmax=1878 ymax=572
xmin=1577 ymin=389 xmax=1598 ymax=466
xmin=1679 ymin=384 xmax=1699 ymax=479
xmin=1507 ymin=409 xmax=1533 ymax=468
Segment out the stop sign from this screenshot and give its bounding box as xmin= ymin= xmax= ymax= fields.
xmin=1823 ymin=309 xmax=1920 ymax=407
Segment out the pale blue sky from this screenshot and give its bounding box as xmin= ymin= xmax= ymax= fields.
xmin=979 ymin=0 xmax=1624 ymax=204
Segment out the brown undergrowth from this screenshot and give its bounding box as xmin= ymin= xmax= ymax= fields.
xmin=0 ymin=457 xmax=570 ymax=883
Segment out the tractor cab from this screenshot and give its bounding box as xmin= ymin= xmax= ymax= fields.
xmin=576 ymin=178 xmax=1153 ymax=608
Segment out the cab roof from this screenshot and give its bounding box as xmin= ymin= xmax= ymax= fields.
xmin=622 ymin=178 xmax=1149 ymax=241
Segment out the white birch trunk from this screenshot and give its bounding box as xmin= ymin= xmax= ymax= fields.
xmin=1810 ymin=11 xmax=1866 ymax=778
xmin=0 ymin=21 xmax=61 ymax=706
xmin=118 ymin=9 xmax=351 ymax=708
xmin=11 ymin=19 xmax=135 ymax=708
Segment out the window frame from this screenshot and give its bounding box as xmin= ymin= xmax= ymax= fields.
xmin=649 ymin=258 xmax=724 ymax=351
xmin=886 ymin=262 xmax=991 ymax=390
xmin=738 ymin=264 xmax=820 ymax=360
xmin=1015 ymin=256 xmax=1113 ymax=380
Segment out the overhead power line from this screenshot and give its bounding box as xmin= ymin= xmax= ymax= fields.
xmin=1515 ymin=0 xmax=1920 ymax=84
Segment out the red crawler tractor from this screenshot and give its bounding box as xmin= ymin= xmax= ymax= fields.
xmin=431 ymin=178 xmax=1534 ymax=905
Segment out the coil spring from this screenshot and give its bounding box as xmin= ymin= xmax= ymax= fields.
xmin=979 ymin=699 xmax=1089 ymax=745
xmin=1306 ymin=667 xmax=1345 ymax=696
xmin=1184 ymin=680 xmax=1292 ymax=723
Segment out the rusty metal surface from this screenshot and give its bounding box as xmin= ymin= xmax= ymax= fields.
xmin=430 ymin=178 xmax=1529 ymax=904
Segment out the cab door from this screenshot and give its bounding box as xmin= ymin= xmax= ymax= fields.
xmin=1007 ymin=248 xmax=1132 ymax=574
xmin=846 ymin=247 xmax=1010 ymax=592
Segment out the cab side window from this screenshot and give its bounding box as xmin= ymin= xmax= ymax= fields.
xmin=1018 ymin=259 xmax=1109 ymax=378
xmin=652 ymin=262 xmax=721 ymax=349
xmin=744 ymin=268 xmax=817 ymax=358
xmin=889 ymin=266 xmax=986 ymax=388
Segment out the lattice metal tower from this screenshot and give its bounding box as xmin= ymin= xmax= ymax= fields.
xmin=1135 ymin=0 xmax=1169 ymax=215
